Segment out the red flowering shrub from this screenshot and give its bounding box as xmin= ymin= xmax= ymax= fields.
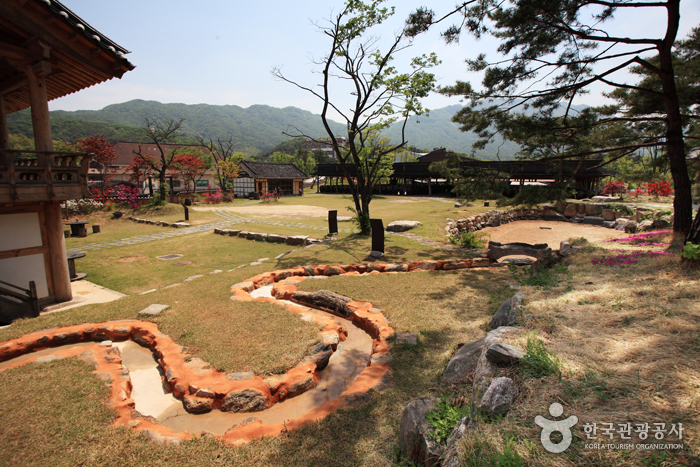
xmin=602 ymin=181 xmax=626 ymax=195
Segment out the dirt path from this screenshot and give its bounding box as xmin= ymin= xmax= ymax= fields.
xmin=480 ymin=220 xmax=626 ymax=246
xmin=194 ymin=205 xmax=329 ymax=219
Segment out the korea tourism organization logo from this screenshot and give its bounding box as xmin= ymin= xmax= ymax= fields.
xmin=535 ymin=403 xmax=578 ymax=453
xmin=535 ymin=403 xmax=685 ymax=453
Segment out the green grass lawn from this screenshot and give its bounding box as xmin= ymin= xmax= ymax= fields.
xmin=1 ymin=199 xmax=698 ymax=467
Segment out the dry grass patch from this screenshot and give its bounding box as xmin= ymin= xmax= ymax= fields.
xmin=448 ymin=242 xmax=700 ymax=466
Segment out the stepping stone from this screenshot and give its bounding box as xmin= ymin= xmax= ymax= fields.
xmin=100 ymin=341 xmax=113 ymax=347
xmin=396 ymin=332 xmax=418 ymax=346
xmin=209 ymin=270 xmax=223 ymax=274
xmin=140 ymin=289 xmax=158 ymax=295
xmin=157 ymin=254 xmax=183 ymax=260
xmin=184 ymin=275 xmax=204 ymax=282
xmin=164 ymin=283 xmax=181 ymax=289
xmin=138 ymin=304 xmax=171 ymax=316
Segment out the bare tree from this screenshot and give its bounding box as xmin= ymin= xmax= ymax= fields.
xmin=133 ymin=117 xmax=185 ymax=202
xmin=198 ymin=135 xmax=242 ymax=191
xmin=273 ymin=0 xmax=438 ymax=234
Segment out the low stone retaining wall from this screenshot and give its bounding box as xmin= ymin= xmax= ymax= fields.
xmin=446 ymin=200 xmax=673 ymax=238
xmin=213 ymin=228 xmax=322 ymax=246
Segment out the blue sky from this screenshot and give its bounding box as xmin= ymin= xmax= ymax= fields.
xmin=52 ymin=0 xmax=700 ymax=117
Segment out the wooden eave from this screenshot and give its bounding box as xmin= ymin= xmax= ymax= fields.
xmin=0 ymin=0 xmax=135 ymax=114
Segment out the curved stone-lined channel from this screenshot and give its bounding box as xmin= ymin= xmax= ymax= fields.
xmin=0 ymin=258 xmax=491 ymax=444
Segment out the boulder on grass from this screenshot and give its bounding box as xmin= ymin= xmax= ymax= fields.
xmin=387 ymin=221 xmax=422 ymax=232
xmin=488 ymin=291 xmax=525 ymax=329
xmin=478 ymin=377 xmax=519 ymax=415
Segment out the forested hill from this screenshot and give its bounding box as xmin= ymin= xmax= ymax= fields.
xmin=7 ymin=99 xmax=530 ymax=159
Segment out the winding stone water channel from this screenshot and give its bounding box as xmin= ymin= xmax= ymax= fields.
xmin=0 ymin=258 xmax=489 ymax=444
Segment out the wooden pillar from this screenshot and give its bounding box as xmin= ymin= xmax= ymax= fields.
xmin=428 ymin=177 xmax=432 ymax=195
xmin=45 ymin=202 xmax=72 ymax=302
xmin=0 ymin=96 xmax=9 ymax=150
xmin=26 ymin=64 xmax=53 ymax=155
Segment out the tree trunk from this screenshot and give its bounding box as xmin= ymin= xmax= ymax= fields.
xmin=659 ymin=0 xmax=692 ymax=235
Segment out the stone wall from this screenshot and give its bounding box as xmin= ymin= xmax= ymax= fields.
xmin=446 ymin=201 xmax=673 ymax=238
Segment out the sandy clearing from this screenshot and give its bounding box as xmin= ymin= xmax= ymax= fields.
xmin=479 ymin=220 xmax=627 ymax=247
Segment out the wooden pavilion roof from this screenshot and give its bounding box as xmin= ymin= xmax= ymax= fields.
xmin=1 ymin=0 xmax=135 ymax=115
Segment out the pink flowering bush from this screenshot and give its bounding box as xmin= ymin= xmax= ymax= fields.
xmin=591 ymin=250 xmax=672 ymax=266
xmin=204 ymin=188 xmax=224 ymax=204
xmin=114 ymin=185 xmax=142 ymax=210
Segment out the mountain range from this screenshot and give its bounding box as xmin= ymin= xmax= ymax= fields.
xmin=6 ymin=99 xmax=549 ymax=160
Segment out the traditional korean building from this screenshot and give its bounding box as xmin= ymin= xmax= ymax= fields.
xmin=233 ymin=161 xmax=307 ymax=197
xmin=0 ymin=0 xmax=134 ymax=316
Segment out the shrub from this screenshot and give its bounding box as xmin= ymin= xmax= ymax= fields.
xmin=450 ymin=231 xmax=490 ymax=249
xmin=647 ymin=180 xmax=673 ymax=197
xmin=204 ymin=188 xmax=224 ymax=204
xmin=682 ymin=243 xmax=700 ymax=261
xmin=602 ymin=181 xmax=626 ymax=195
xmin=60 ymin=198 xmax=104 ymax=215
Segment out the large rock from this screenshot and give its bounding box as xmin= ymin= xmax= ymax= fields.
xmin=488 ymin=291 xmax=525 ymax=329
xmin=299 ymin=343 xmax=333 ymax=371
xmin=485 ymin=343 xmax=524 ymax=366
xmin=563 ymin=204 xmax=578 ymax=217
xmin=478 ymin=377 xmax=519 ymax=415
xmin=442 ymin=337 xmax=486 ymax=385
xmin=387 ymin=221 xmax=422 ymax=232
xmin=292 ymin=289 xmax=353 ymax=318
xmin=399 ymin=398 xmax=444 ymax=467
xmin=220 ymin=389 xmax=268 ymax=413
xmin=602 ymin=209 xmax=616 ymax=221
xmin=559 ymin=241 xmax=580 ymax=257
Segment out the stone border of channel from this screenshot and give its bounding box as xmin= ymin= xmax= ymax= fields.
xmin=0 ymin=258 xmax=496 ymax=445
xmin=446 ymin=201 xmax=673 ymax=238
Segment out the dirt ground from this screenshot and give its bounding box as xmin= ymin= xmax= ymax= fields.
xmin=194 ymin=205 xmax=329 ymax=219
xmin=480 ymin=220 xmax=627 ymax=246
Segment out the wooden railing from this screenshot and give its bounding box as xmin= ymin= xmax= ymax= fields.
xmin=0 ymin=279 xmax=39 ymax=318
xmin=0 ymin=149 xmax=91 ymax=202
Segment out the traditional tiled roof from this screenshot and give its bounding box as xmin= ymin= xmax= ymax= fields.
xmin=238 ymin=161 xmax=307 ymax=180
xmin=1 ymin=0 xmax=135 ymax=114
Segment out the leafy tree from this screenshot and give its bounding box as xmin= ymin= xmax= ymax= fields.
xmin=126 ymin=154 xmax=155 ymax=193
xmin=274 ymin=0 xmax=439 ymax=234
xmin=215 ymin=158 xmax=241 ymax=191
xmin=172 ymin=151 xmax=211 ymax=194
xmin=410 ymin=0 xmax=697 ymax=234
xmin=8 ymin=133 xmax=34 ymax=150
xmin=78 ymin=135 xmax=117 ymax=195
xmin=133 ymin=117 xmax=185 ymax=201
xmin=198 ymin=136 xmax=243 ymax=190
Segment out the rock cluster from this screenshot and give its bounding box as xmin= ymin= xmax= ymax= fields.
xmin=399 ymin=292 xmax=528 ymax=466
xmin=446 ymin=203 xmax=673 ymax=238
